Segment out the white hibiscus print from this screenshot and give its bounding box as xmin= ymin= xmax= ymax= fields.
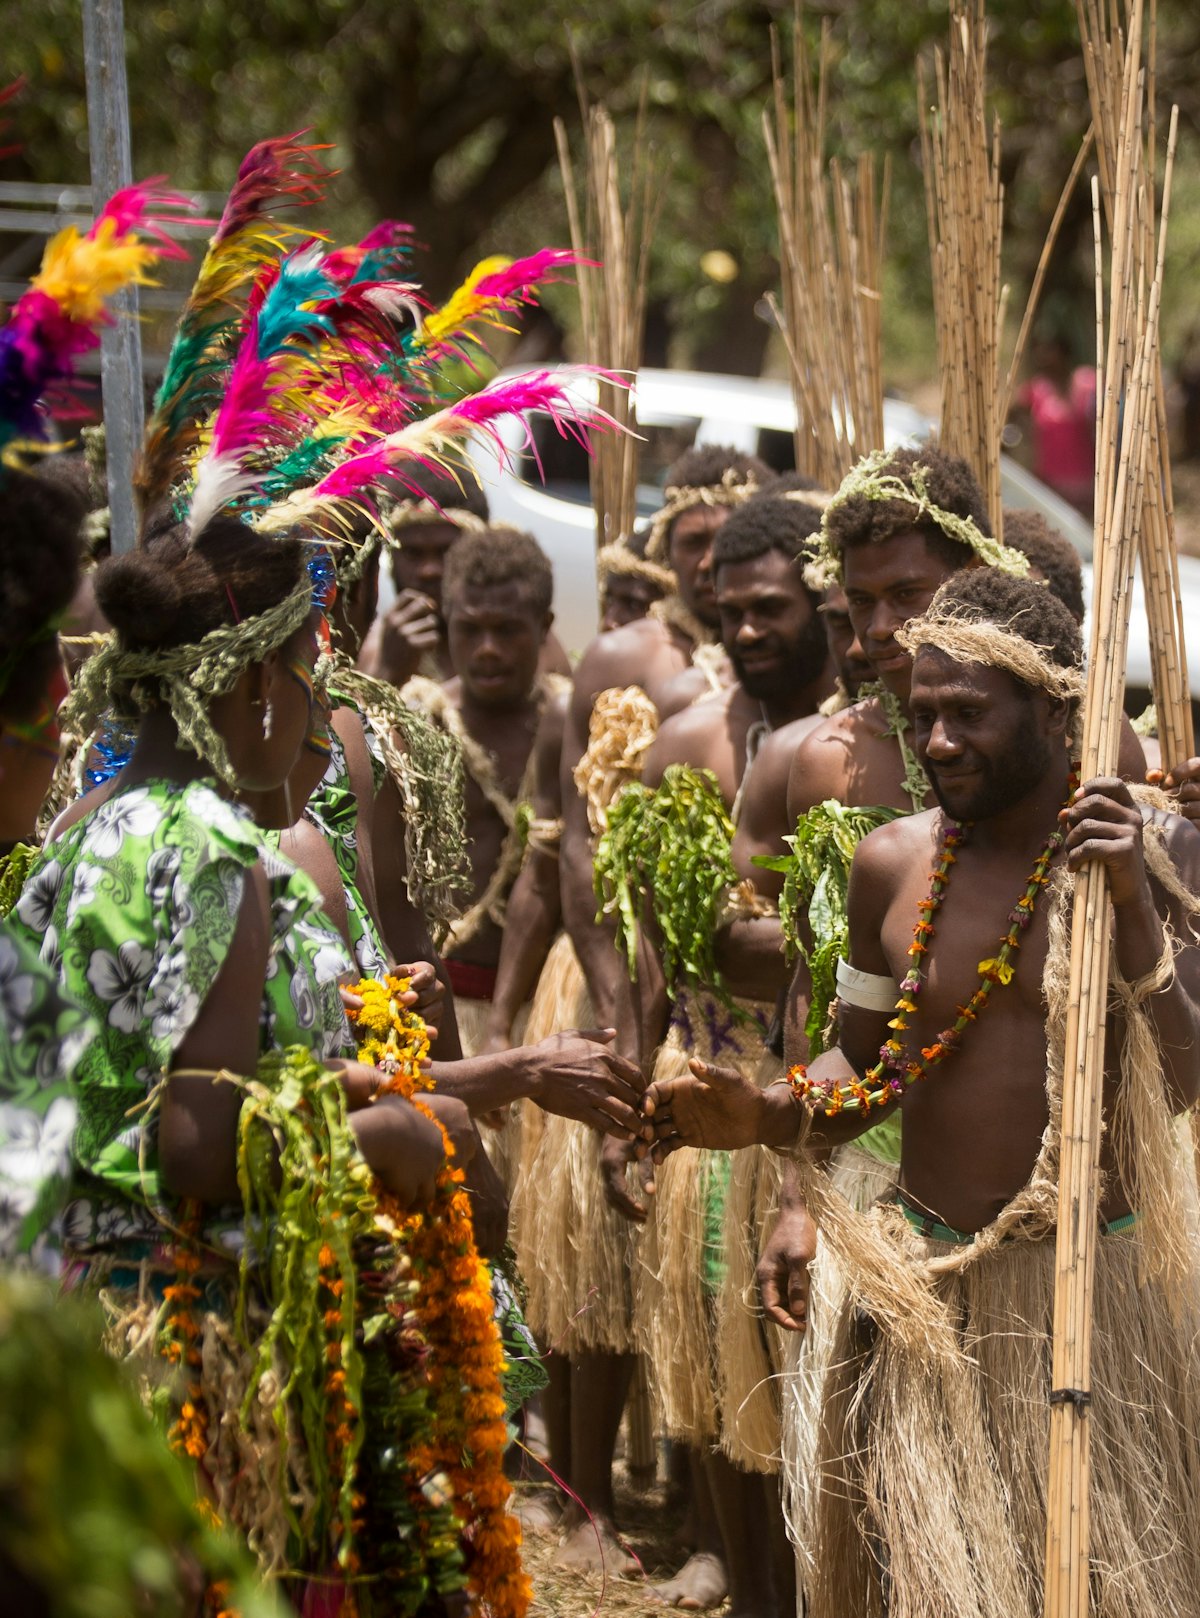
xmin=86 ymin=940 xmax=155 ymax=1032
xmin=0 ymin=934 xmax=37 ymax=1034
xmin=0 ymin=1095 xmax=77 ymax=1229
xmin=85 ymin=788 xmax=160 ymax=859
xmin=15 ymin=858 xmax=65 ymax=934
xmin=295 ymin=916 xmax=353 ymax=984
xmin=289 ymin=971 xmax=317 ymax=1030
xmin=66 ymin=862 xmax=104 ymax=925
xmin=144 ymin=953 xmax=200 ymax=1044
xmin=145 ymin=846 xmax=180 ymax=911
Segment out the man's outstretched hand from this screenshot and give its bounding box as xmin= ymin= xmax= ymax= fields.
xmin=640 ymin=1057 xmax=775 ymax=1161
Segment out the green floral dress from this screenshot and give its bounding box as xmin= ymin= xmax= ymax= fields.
xmin=307 ymin=727 xmax=388 ymax=979
xmin=0 ymin=924 xmax=93 ymax=1267
xmin=7 ymin=778 xmax=355 ymax=1257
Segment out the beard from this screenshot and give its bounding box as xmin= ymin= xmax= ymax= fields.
xmin=733 ymin=615 xmax=829 ymax=702
xmin=925 ymin=721 xmax=1054 ymax=823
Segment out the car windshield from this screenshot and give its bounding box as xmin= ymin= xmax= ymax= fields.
xmin=520 ymin=411 xmax=795 ymax=514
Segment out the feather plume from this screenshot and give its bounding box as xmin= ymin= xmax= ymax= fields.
xmin=252 ymin=365 xmax=627 ymax=537
xmin=415 ymin=249 xmax=584 ymax=353
xmin=0 ymin=182 xmax=190 ymax=453
xmin=135 ymin=133 xmax=331 ymax=521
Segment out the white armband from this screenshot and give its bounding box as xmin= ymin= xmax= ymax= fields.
xmin=835 ymin=957 xmax=899 ymax=1014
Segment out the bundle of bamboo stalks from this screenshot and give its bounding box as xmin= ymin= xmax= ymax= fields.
xmin=1045 ymin=2 xmax=1180 ymax=1611
xmin=1075 ymin=0 xmax=1193 ymax=767
xmin=919 ymin=0 xmax=1006 ymax=534
xmin=764 ymin=13 xmax=887 ymax=487
xmin=920 ymin=1 xmax=1093 ymax=544
xmin=555 ymin=88 xmax=656 ymax=557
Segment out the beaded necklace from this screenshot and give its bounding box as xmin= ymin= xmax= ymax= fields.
xmin=788 ymin=775 xmax=1077 ymax=1116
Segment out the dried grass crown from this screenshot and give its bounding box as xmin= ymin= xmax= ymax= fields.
xmin=804 ymin=448 xmax=1033 ymax=587
xmin=896 ymin=595 xmax=1086 ymax=704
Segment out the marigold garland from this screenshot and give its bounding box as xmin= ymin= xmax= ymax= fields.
xmin=789 ymin=778 xmax=1076 ymax=1116
xmin=348 ymin=975 xmax=531 ymax=1618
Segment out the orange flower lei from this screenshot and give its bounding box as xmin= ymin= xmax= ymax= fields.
xmin=348 ymin=975 xmax=531 ymax=1618
xmin=160 ymin=1200 xmax=210 ymax=1465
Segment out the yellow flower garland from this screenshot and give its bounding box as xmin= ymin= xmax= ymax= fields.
xmin=347 ymin=975 xmax=530 ymax=1618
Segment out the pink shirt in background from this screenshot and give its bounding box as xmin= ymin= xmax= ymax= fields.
xmin=1016 ymin=368 xmax=1096 ymax=511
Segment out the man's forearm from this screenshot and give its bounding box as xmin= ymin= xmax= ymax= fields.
xmin=560 ymin=822 xmax=623 ymax=1026
xmin=487 ymin=859 xmax=561 ymax=1043
xmin=714 ymin=917 xmax=789 ymax=1002
xmin=429 ymin=1047 xmax=529 ymax=1114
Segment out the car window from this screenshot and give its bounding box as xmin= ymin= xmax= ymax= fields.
xmin=519 ymin=412 xmax=703 ymax=507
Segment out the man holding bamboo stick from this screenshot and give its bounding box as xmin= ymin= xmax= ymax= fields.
xmin=640 ymin=568 xmax=1200 ymax=1618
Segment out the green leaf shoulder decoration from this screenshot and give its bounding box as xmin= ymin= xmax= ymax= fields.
xmin=594 ymin=763 xmax=741 ymax=1007
xmin=756 ymin=799 xmax=903 ymax=1056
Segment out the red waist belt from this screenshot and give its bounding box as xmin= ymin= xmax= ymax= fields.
xmin=444 ymin=957 xmax=498 ymax=1002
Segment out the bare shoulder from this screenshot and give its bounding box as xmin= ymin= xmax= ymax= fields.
xmin=657 ymin=665 xmax=709 ymax=719
xmin=856 ymin=807 xmax=934 ymax=870
xmin=571 ymin=617 xmax=684 ymax=710
xmin=787 ymin=699 xmax=882 ymax=820
xmin=1144 ymin=805 xmax=1200 ymax=896
xmin=644 ymin=690 xmax=732 ymax=786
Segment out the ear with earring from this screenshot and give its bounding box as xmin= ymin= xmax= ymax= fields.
xmin=252 ymin=696 xmax=275 ymax=741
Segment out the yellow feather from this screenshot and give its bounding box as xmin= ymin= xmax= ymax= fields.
xmin=32 ymin=218 xmax=160 ymax=323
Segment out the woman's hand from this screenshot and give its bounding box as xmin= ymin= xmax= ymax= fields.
xmin=525 ymin=1028 xmax=646 ymax=1138
xmin=328 ymin=1058 xmax=386 ymax=1111
xmin=392 ymin=960 xmax=446 ymax=1043
xmin=351 ymin=1096 xmax=446 ymax=1209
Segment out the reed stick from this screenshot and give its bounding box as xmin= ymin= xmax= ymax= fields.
xmin=555 ymin=80 xmax=659 ymax=559
xmin=764 ymin=8 xmax=886 ymax=487
xmin=1044 ymin=4 xmax=1179 ymax=1608
xmin=920 ymin=2 xmax=1091 ymax=543
xmin=1073 ymin=0 xmax=1194 ymax=766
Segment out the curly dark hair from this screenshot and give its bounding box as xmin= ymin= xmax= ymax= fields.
xmin=663 ymin=442 xmax=769 ymax=494
xmin=442 ymin=526 xmax=553 ymax=618
xmin=925 ymin=566 xmax=1082 ymax=676
xmin=95 ymin=518 xmax=306 ymax=652
xmin=825 ymin=444 xmax=991 ymax=570
xmin=0 ymin=470 xmax=85 ymax=722
xmin=1001 ymin=508 xmax=1085 ymax=624
xmin=389 ymin=457 xmax=490 ymax=521
xmin=761 ymin=469 xmax=826 ymax=496
xmin=711 ymin=493 xmax=823 ymax=597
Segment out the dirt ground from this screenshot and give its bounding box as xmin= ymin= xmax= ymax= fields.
xmin=512 ymin=1455 xmax=721 ymax=1618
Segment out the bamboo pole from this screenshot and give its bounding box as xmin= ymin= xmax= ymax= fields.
xmin=555 ymin=78 xmax=659 ymax=561
xmin=1073 ymin=0 xmax=1194 ymax=766
xmin=920 ymin=2 xmax=1091 ymax=543
xmin=764 ymin=8 xmax=887 ymax=485
xmin=1044 ymin=7 xmax=1179 ymax=1606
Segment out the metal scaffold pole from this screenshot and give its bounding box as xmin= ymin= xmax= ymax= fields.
xmin=82 ymin=0 xmax=141 ymax=554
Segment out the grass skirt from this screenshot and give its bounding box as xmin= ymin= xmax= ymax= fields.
xmin=807 ymin=1214 xmax=1200 ymax=1618
xmin=714 ymin=1048 xmax=786 ymax=1473
xmin=511 ymin=932 xmax=638 ymax=1353
xmin=779 ymin=1144 xmax=898 ymax=1578
xmin=634 ymin=991 xmax=772 ymax=1442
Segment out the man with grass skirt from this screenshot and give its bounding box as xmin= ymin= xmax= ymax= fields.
xmin=641 ymin=568 xmax=1200 ymax=1618
xmin=512 ymin=444 xmax=768 ymax=1575
xmin=597 ymin=489 xmax=832 ymax=1615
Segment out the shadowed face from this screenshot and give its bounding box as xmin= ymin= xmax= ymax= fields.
xmin=447 ymin=582 xmax=548 ymax=709
xmin=667 ymin=505 xmax=730 ymax=628
xmin=716 ymin=550 xmax=828 ymax=702
xmin=909 ymin=648 xmax=1056 ymax=822
xmin=601 ymin=573 xmax=664 ymax=633
xmin=389 ymin=519 xmax=462 ymax=619
xmin=819 ymin=585 xmax=872 ymax=697
xmin=841 ymin=530 xmax=971 ymax=702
